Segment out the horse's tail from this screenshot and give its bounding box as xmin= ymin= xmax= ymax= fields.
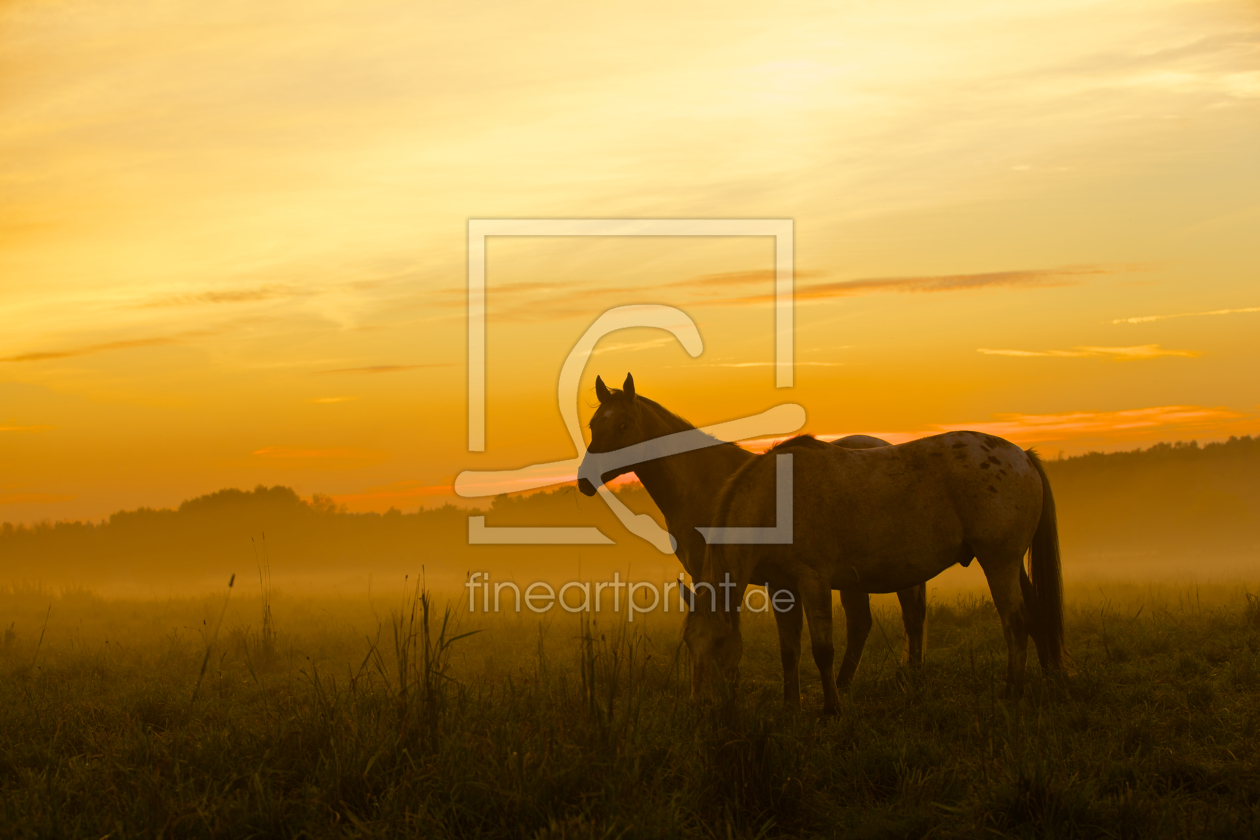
xmin=1023 ymin=449 xmax=1066 ymax=670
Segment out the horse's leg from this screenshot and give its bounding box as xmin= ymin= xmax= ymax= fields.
xmin=836 ymin=588 xmax=872 ymax=691
xmin=1018 ymin=564 xmax=1050 ymax=668
xmin=897 ymin=583 xmax=928 ymax=667
xmin=772 ymin=588 xmax=804 ymax=710
xmin=977 ymin=554 xmax=1030 ymax=698
xmin=800 ymin=579 xmax=842 ymax=714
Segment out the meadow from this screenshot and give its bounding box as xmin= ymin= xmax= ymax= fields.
xmin=1 ymin=578 xmax=1259 ymax=839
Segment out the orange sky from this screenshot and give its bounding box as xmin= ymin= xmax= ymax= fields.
xmin=2 ymin=0 xmax=1259 ymax=522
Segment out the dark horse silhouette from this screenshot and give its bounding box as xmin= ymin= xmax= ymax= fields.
xmin=577 ymin=373 xmax=929 ymax=709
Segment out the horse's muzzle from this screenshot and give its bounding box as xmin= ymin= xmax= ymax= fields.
xmin=577 ymin=453 xmax=605 ymax=496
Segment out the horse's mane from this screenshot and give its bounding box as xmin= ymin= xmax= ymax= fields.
xmin=591 ymin=389 xmax=743 ymax=454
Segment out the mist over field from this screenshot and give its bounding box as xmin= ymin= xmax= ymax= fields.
xmin=3 ymin=436 xmax=1257 ymax=596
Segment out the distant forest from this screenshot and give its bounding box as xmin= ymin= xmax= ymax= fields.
xmin=1040 ymin=436 xmax=1259 ymax=563
xmin=2 ymin=437 xmax=1257 ymax=587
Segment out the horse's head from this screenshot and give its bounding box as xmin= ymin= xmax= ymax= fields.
xmin=578 ymin=372 xmax=650 ymax=496
xmin=682 ymin=589 xmax=743 ymax=700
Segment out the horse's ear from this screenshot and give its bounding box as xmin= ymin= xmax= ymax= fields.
xmin=623 ymin=372 xmax=635 ymax=398
xmin=595 ymin=376 xmax=611 ymax=403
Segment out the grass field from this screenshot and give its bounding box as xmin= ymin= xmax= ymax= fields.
xmin=2 ymin=579 xmax=1259 ymax=838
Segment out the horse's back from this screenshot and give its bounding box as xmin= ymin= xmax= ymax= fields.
xmin=831 ymin=434 xmax=889 ymax=450
xmin=721 ymin=431 xmax=1043 ymax=591
xmin=832 ymin=431 xmax=1042 ymax=535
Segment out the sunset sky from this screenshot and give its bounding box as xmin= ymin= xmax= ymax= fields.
xmin=2 ymin=0 xmax=1258 ymax=522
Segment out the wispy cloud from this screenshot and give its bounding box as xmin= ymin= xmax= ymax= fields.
xmin=139 ymin=284 xmax=295 ymax=307
xmin=798 ymin=405 xmax=1250 ymax=450
xmin=741 ymin=264 xmax=1148 ymax=305
xmin=979 ymin=348 xmax=1091 ymax=358
xmin=432 ymin=272 xmax=829 ymax=321
xmin=316 ymin=364 xmax=453 ymax=375
xmin=978 ymin=344 xmax=1196 ymax=359
xmin=933 ymin=405 xmax=1244 ymax=444
xmin=1 ymin=336 xmax=179 ymax=363
xmin=1112 ymin=306 xmax=1260 ymax=325
xmin=670 ymin=268 xmax=827 ymax=291
xmin=592 ymin=336 xmax=677 ymax=355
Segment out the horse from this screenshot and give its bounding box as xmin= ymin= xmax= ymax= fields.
xmin=576 ymin=373 xmax=929 ymax=707
xmin=683 ymin=433 xmax=1066 ymax=712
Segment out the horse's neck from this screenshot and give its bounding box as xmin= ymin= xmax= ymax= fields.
xmin=631 ymin=407 xmax=751 ymax=526
xmin=698 ymin=545 xmax=752 ymax=625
